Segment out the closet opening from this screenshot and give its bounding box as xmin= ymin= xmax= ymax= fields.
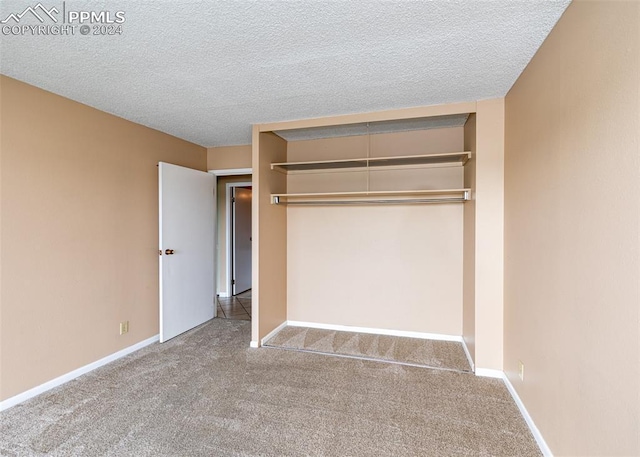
xmin=252 ymin=110 xmax=481 ymax=366
xmin=251 ymin=99 xmax=506 ymax=374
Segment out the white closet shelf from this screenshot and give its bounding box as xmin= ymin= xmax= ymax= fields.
xmin=271 ymin=188 xmax=471 ymax=205
xmin=271 ymin=152 xmax=471 ymax=174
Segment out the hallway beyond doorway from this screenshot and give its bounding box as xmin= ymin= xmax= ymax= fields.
xmin=217 ymin=290 xmax=251 ymax=320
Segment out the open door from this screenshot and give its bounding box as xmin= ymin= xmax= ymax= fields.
xmin=232 ymin=186 xmax=252 ymax=295
xmin=159 ymin=162 xmax=216 ymax=342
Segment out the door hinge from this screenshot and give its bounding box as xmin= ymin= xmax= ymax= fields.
xmin=232 ymin=279 xmax=235 ymax=285
xmin=232 ymin=197 xmax=236 ymax=203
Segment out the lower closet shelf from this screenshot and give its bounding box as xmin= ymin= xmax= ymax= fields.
xmin=270 ymin=188 xmax=471 ymax=205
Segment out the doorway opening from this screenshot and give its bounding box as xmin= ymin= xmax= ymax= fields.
xmin=212 ymin=172 xmax=252 ymax=320
xmin=229 ymin=184 xmax=252 ymax=296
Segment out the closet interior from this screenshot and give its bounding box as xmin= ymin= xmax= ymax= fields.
xmin=252 ymin=100 xmax=505 ymax=372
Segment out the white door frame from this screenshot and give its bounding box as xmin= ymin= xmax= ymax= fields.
xmin=208 ymin=168 xmax=252 ymax=298
xmin=227 ymin=182 xmax=252 ymax=296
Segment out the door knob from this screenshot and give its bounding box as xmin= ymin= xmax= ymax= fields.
xmin=165 ymin=249 xmax=175 ymax=255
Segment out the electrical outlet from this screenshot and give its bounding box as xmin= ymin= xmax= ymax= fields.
xmin=518 ymin=360 xmax=525 ymax=381
xmin=119 ymin=321 xmax=129 ymax=335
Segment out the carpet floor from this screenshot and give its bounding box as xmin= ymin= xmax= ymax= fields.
xmin=264 ymin=326 xmax=472 ymax=372
xmin=0 ymin=319 xmax=540 ymax=456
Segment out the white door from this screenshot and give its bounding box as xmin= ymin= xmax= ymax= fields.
xmin=159 ymin=162 xmax=216 ymax=342
xmin=232 ymin=187 xmax=252 ymax=294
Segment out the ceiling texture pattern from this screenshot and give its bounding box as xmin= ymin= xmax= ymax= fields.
xmin=0 ymin=1 xmax=570 ymax=146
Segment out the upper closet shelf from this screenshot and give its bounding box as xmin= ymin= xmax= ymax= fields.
xmin=271 ymin=152 xmax=471 ymax=174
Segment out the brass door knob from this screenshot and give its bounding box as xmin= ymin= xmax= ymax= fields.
xmin=165 ymin=249 xmax=175 ymax=255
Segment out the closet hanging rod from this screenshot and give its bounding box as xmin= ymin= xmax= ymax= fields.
xmin=272 ymin=196 xmax=468 ymax=205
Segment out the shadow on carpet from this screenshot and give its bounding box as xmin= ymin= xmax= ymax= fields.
xmin=263 ymin=325 xmax=472 ymax=372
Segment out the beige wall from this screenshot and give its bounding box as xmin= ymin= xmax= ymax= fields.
xmin=216 ymin=175 xmax=252 ymax=297
xmin=0 ymin=76 xmax=207 ymax=400
xmin=252 ymin=131 xmax=287 ymax=343
xmin=504 ymin=1 xmax=639 ymax=456
xmin=207 ymin=145 xmax=251 ymax=171
xmin=474 ymin=99 xmax=505 ymax=371
xmin=286 ymin=128 xmax=465 ymax=335
xmin=0 ymin=78 xmax=4 ymax=379
xmin=462 ymin=114 xmax=476 ymax=364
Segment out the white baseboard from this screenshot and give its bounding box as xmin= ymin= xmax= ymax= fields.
xmin=475 ymin=368 xmax=552 ymax=457
xmin=475 ymin=368 xmax=504 ymax=378
xmin=249 ymin=340 xmax=259 ymax=348
xmin=286 ymin=320 xmax=462 ymax=342
xmin=218 ymin=292 xmax=230 ymax=298
xmin=502 ymin=374 xmax=553 ymax=457
xmin=260 ymin=321 xmax=288 ymax=346
xmin=461 ymin=338 xmax=475 ymax=372
xmin=0 ymin=334 xmax=159 ymax=412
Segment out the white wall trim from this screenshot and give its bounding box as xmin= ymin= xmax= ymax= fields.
xmin=218 ymin=292 xmax=230 ymax=298
xmin=260 ymin=321 xmax=289 ymax=346
xmin=286 ymin=320 xmax=462 ymax=342
xmin=226 ymin=181 xmax=252 ymax=297
xmin=502 ymin=374 xmax=553 ymax=457
xmin=0 ymin=335 xmax=159 ymax=412
xmin=461 ymin=339 xmax=475 ymax=372
xmin=208 ymin=168 xmax=252 ymax=176
xmin=475 ymin=368 xmax=504 ymax=378
xmin=249 ymin=340 xmax=259 ymax=348
xmin=475 ymin=368 xmax=552 ymax=457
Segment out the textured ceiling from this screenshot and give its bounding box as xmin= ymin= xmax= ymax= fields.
xmin=0 ymin=1 xmax=570 ymax=147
